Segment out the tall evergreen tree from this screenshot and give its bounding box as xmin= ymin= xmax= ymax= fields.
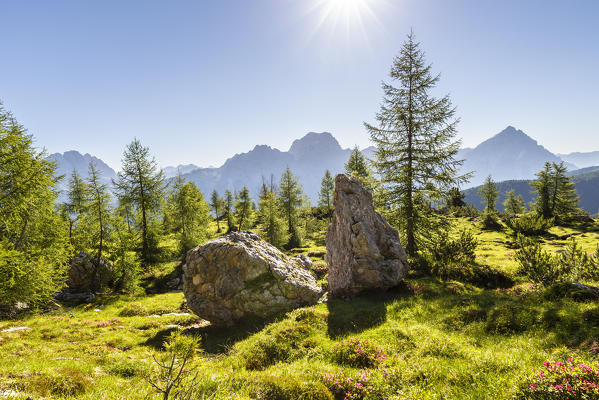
xmin=223 ymin=190 xmax=235 ymax=232
xmin=65 ymin=170 xmax=89 ymax=241
xmin=0 ymin=102 xmax=70 ymax=307
xmin=113 ymin=139 xmax=165 ymax=264
xmin=531 ymin=162 xmax=579 ymax=222
xmin=503 ymin=189 xmax=525 ymax=215
xmin=235 ymin=187 xmax=252 ymax=232
xmin=258 ymin=189 xmax=287 ymax=248
xmin=364 ymin=32 xmax=467 ymax=256
xmin=87 ymin=161 xmax=112 ymax=264
xmin=478 ymin=176 xmax=498 ymax=214
xmin=210 ymin=190 xmax=223 ymax=233
xmin=165 ymin=174 xmax=211 ymax=255
xmin=318 ymin=169 xmax=335 ymax=218
xmin=446 ymin=187 xmax=466 ymax=208
xmin=345 ymin=146 xmax=369 ymax=179
xmin=278 ymin=167 xmax=304 ymax=248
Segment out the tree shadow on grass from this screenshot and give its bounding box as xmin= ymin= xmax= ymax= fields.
xmin=326 ymin=288 xmax=406 ymax=339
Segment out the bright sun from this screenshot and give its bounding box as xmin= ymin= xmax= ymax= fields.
xmin=307 ymin=0 xmax=383 ymax=43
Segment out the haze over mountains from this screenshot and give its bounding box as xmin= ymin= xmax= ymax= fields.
xmin=48 ymin=127 xmax=598 ymax=212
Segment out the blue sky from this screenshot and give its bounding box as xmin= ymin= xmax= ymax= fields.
xmin=1 ymin=0 xmax=598 ymax=169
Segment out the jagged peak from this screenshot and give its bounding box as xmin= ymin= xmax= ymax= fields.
xmin=288 ymin=132 xmax=341 ymax=156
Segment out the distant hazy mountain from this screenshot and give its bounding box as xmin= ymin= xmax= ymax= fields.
xmin=461 ymin=126 xmax=574 ymax=187
xmin=181 ymin=132 xmax=357 ymax=202
xmin=48 ymin=151 xmax=117 ymax=200
xmin=163 ymin=164 xmax=200 ymax=178
xmin=557 ymin=151 xmax=599 ymax=169
xmin=463 ymin=167 xmax=599 ymax=215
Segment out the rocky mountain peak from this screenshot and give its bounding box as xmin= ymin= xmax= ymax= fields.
xmin=288 ymin=132 xmax=342 ymax=158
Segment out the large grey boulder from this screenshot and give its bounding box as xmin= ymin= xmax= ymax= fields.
xmin=183 ymin=231 xmax=323 ymax=327
xmin=67 ymin=251 xmax=114 ymax=292
xmin=326 ymin=174 xmax=409 ymax=297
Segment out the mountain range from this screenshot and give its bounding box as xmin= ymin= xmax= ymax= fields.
xmin=47 ymin=127 xmax=598 ymax=212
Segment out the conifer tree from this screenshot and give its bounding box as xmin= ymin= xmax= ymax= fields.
xmin=258 ymin=189 xmax=287 ymax=248
xmin=318 ymin=169 xmax=335 ymax=218
xmin=0 ymin=102 xmax=70 ymax=307
xmin=223 ymin=190 xmax=235 ymax=232
xmin=345 ymin=147 xmax=369 ymax=179
xmin=235 ymin=187 xmax=252 ymax=231
xmin=64 ymin=170 xmax=89 ymax=243
xmin=113 ymin=139 xmax=165 ymax=264
xmin=503 ymin=189 xmax=525 ymax=215
xmin=478 ymin=176 xmax=498 ymax=214
xmin=165 ymin=174 xmax=211 ymax=255
xmin=210 ymin=190 xmax=223 ymax=233
xmin=87 ymin=162 xmax=112 ymax=264
xmin=531 ymin=162 xmax=579 ymax=222
xmin=278 ymin=167 xmax=304 ymax=248
xmin=446 ymin=187 xmax=466 ymax=208
xmin=364 ymin=32 xmax=467 ymax=256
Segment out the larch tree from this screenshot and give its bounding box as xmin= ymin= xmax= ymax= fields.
xmin=87 ymin=161 xmax=112 ymax=264
xmin=345 ymin=146 xmax=370 ymax=179
xmin=478 ymin=176 xmax=498 ymax=214
xmin=364 ymin=32 xmax=468 ymax=256
xmin=503 ymin=189 xmax=525 ymax=215
xmin=223 ymin=190 xmax=235 ymax=232
xmin=165 ymin=174 xmax=211 ymax=255
xmin=210 ymin=190 xmax=223 ymax=233
xmin=258 ymin=188 xmax=287 ymax=248
xmin=531 ymin=162 xmax=579 ymax=222
xmin=113 ymin=139 xmax=165 ymax=264
xmin=65 ymin=170 xmax=89 ymax=241
xmin=318 ymin=169 xmax=335 ymax=219
xmin=234 ymin=186 xmax=252 ymax=232
xmin=278 ymin=167 xmax=304 ymax=248
xmin=0 ymin=102 xmax=70 ymax=307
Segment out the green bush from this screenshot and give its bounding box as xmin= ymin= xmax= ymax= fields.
xmin=481 ymin=212 xmax=502 ymax=230
xmin=505 ymin=213 xmax=553 ymax=236
xmin=544 ymin=282 xmax=599 ymax=302
xmin=431 ymin=262 xmax=513 ymax=288
xmin=515 ymin=235 xmax=560 ymax=285
xmin=250 ymin=375 xmax=333 ymax=400
xmin=430 ymin=229 xmax=478 ymax=265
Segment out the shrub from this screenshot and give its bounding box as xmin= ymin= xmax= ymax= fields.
xmin=515 ymin=235 xmax=560 ymax=285
xmin=331 ymin=337 xmax=386 ymax=368
xmin=430 ymin=229 xmax=477 ymax=265
xmin=505 ymin=213 xmax=554 ymax=236
xmin=431 ymin=262 xmax=513 ymax=288
xmin=517 ymin=359 xmax=599 ymax=398
xmin=119 ymin=302 xmax=149 ymax=317
xmin=494 ymin=283 xmax=541 ymax=297
xmin=481 ymin=212 xmax=502 ymax=230
xmin=251 ymin=375 xmax=333 ymax=400
xmin=558 ymin=239 xmax=599 ymax=282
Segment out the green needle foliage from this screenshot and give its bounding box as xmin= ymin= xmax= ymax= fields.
xmin=478 ymin=175 xmax=498 ymax=214
xmin=365 ymin=32 xmax=468 ymax=256
xmin=318 ymin=169 xmax=334 ymax=219
xmin=209 ymin=190 xmax=223 ymax=233
xmin=345 ymin=146 xmax=369 ymax=180
xmin=531 ymin=162 xmax=579 ymax=223
xmin=113 ymin=139 xmax=165 ymax=264
xmin=86 ymin=162 xmax=112 ymax=264
xmin=503 ymin=189 xmax=526 ymax=215
xmin=223 ymin=190 xmax=235 ymax=233
xmin=0 ymin=102 xmax=70 ymax=309
xmin=258 ymin=189 xmax=288 ymax=249
xmin=278 ymin=167 xmax=304 ymax=249
xmin=234 ymin=186 xmax=253 ymax=232
xmin=164 ymin=174 xmax=211 ymax=256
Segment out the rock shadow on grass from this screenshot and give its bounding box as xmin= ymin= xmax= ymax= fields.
xmin=326 ymin=290 xmax=390 ymax=338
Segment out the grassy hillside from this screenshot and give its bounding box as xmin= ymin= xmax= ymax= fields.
xmin=1 ymin=218 xmax=598 ymax=399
